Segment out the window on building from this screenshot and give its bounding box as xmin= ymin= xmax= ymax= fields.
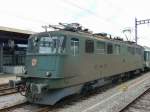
xmin=96 ymin=41 xmax=105 ymax=54
xmin=114 ymin=44 xmax=120 ymax=55
xmin=107 ymin=43 xmax=113 ymax=54
xmin=70 ymin=38 xmax=79 ymax=56
xmin=85 ymin=40 xmax=94 ymax=53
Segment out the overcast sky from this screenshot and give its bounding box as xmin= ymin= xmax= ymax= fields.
xmin=0 ymin=0 xmax=150 ymax=46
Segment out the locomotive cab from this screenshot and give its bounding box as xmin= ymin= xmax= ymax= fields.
xmin=9 ymin=31 xmax=80 ymax=105
xmin=25 ymin=32 xmax=67 ymax=79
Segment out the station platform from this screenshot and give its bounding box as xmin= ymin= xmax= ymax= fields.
xmin=0 ymin=73 xmax=19 ymax=85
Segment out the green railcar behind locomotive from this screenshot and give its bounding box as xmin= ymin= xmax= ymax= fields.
xmin=144 ymin=46 xmax=150 ymax=69
xmin=9 ymin=23 xmax=145 ymax=105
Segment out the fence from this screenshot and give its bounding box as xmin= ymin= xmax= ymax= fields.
xmin=3 ymin=54 xmax=25 ymax=66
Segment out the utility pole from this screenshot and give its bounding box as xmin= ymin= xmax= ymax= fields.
xmin=135 ymin=18 xmax=150 ymax=44
xmin=135 ymin=18 xmax=137 ymax=44
xmin=0 ymin=43 xmax=3 ymax=73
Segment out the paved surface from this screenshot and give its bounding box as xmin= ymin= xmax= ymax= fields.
xmin=53 ymin=73 xmax=150 ymax=112
xmin=0 ymin=93 xmax=26 ymax=110
xmin=0 ymin=74 xmax=24 ymax=110
xmin=122 ymin=89 xmax=150 ymax=112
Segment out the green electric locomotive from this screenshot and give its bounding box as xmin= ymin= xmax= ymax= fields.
xmin=9 ymin=23 xmax=145 ymax=105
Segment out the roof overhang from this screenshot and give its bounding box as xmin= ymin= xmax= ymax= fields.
xmin=0 ymin=26 xmax=35 ymax=35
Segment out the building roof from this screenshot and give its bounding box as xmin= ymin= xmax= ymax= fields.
xmin=0 ymin=26 xmax=35 ymax=35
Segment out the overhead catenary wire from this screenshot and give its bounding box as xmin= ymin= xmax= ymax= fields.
xmin=61 ymin=0 xmax=123 ymax=30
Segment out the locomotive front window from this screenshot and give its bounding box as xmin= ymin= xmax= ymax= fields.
xmin=28 ymin=35 xmax=66 ymax=54
xmin=39 ymin=37 xmax=54 ymax=54
xmin=39 ymin=36 xmax=66 ymax=54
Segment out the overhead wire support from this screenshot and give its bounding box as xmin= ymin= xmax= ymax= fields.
xmin=136 ymin=19 xmax=150 ymax=25
xmin=135 ymin=18 xmax=150 ymax=44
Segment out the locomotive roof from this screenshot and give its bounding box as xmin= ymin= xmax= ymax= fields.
xmin=33 ymin=30 xmax=142 ymax=48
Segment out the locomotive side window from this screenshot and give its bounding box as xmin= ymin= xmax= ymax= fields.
xmin=107 ymin=43 xmax=113 ymax=54
xmin=85 ymin=40 xmax=94 ymax=53
xmin=132 ymin=47 xmax=135 ymax=55
xmin=136 ymin=48 xmax=141 ymax=55
xmin=128 ymin=47 xmax=131 ymax=54
xmin=96 ymin=41 xmax=105 ymax=54
xmin=71 ymin=38 xmax=79 ymax=56
xmin=128 ymin=47 xmax=135 ymax=55
xmin=136 ymin=48 xmax=138 ymax=55
xmin=114 ymin=44 xmax=120 ymax=55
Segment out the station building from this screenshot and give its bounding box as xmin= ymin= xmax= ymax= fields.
xmin=0 ymin=26 xmax=34 ymax=74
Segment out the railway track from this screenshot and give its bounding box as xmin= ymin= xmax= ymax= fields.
xmin=0 ymin=82 xmax=117 ymax=112
xmin=0 ymin=84 xmax=18 ymax=96
xmin=121 ymin=88 xmax=150 ymax=112
xmin=0 ymin=102 xmax=27 ymax=112
xmin=0 ymin=102 xmax=53 ymax=112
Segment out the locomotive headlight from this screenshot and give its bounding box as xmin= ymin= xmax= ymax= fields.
xmin=46 ymin=72 xmax=52 ymax=77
